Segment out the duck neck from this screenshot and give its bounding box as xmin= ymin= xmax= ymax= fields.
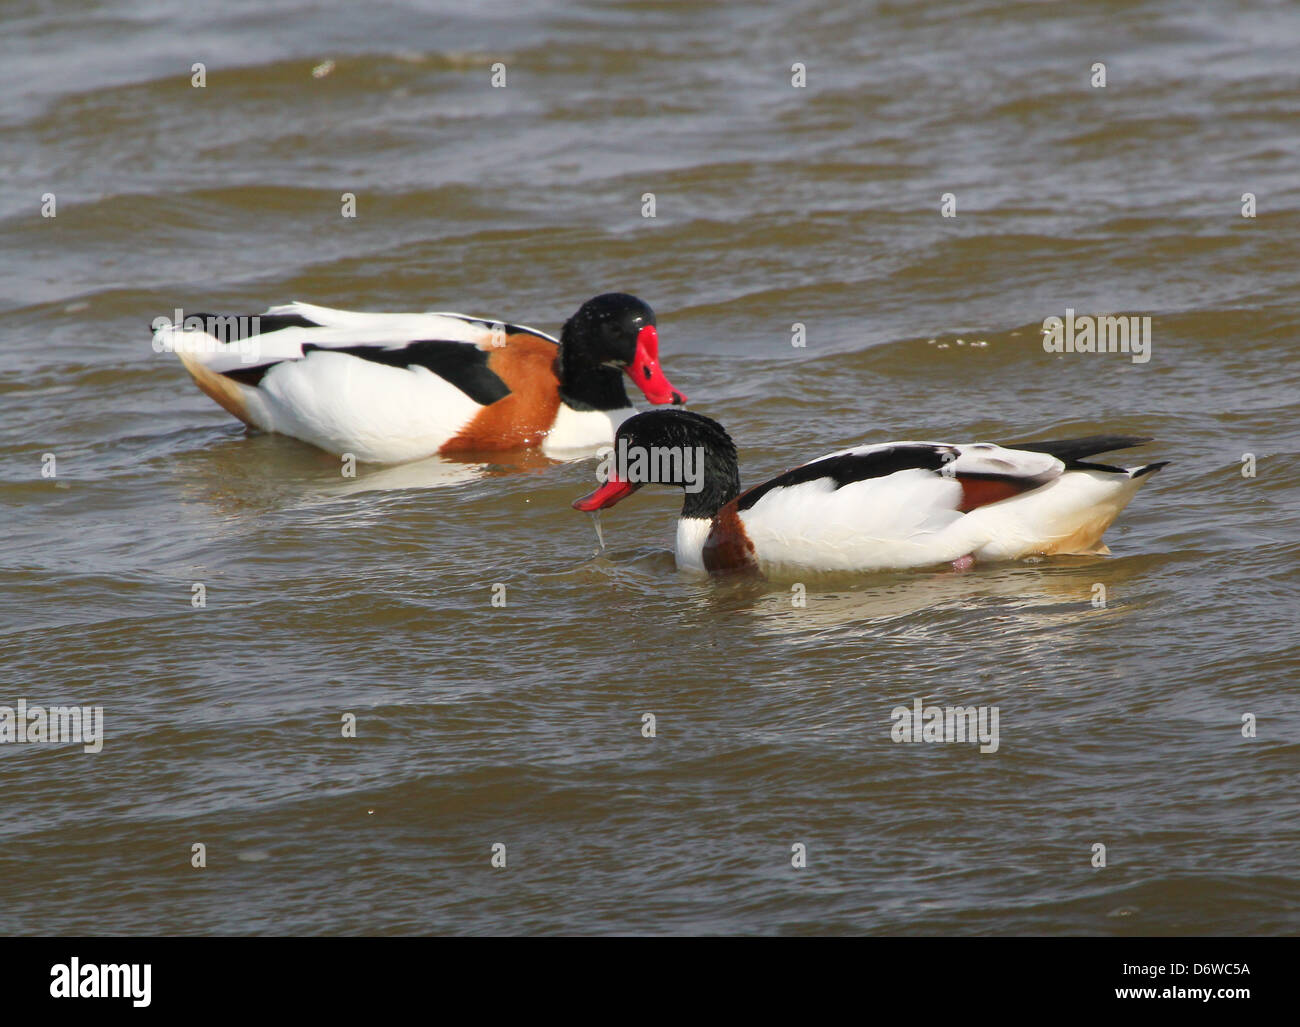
xmin=556 ymin=336 xmax=632 ymax=413
xmin=679 ymin=446 xmax=741 ymax=521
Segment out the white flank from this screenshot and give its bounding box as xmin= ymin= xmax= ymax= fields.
xmin=721 ymin=441 xmax=1158 ymax=573
xmin=740 ymin=468 xmax=971 ymax=572
xmin=254 ymin=352 xmax=484 ymax=464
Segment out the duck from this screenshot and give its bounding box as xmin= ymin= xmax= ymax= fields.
xmin=152 ymin=293 xmax=686 ymax=464
xmin=572 ymin=410 xmax=1167 ymax=574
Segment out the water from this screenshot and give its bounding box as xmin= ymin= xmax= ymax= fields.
xmin=1 ymin=0 xmax=1298 ymax=935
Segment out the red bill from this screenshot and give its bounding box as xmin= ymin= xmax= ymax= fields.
xmin=626 ymin=325 xmax=686 ymax=405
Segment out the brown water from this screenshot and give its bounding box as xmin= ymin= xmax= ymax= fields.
xmin=1 ymin=0 xmax=1298 ymax=935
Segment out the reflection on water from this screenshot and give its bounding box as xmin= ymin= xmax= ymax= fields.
xmin=322 ymin=446 xmax=564 ymax=498
xmin=598 ymin=548 xmax=1153 ymax=642
xmin=168 ymin=429 xmax=600 ymax=517
xmin=747 ymin=559 xmax=1139 ymax=638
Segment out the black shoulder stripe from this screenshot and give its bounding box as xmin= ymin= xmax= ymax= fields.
xmin=301 ymin=340 xmax=511 ymax=406
xmin=217 ymin=339 xmax=513 ymax=403
xmin=738 ymin=444 xmax=950 ymax=512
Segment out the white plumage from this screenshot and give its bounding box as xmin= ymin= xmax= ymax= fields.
xmin=156 ymin=304 xmax=523 ymax=463
xmin=579 ymin=412 xmax=1166 ymax=575
xmin=730 ymin=459 xmax=1156 ymax=573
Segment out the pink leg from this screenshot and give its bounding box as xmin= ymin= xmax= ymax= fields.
xmin=951 ymin=554 xmax=976 ymax=572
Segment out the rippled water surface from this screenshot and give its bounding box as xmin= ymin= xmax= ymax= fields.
xmin=1 ymin=0 xmax=1298 ymax=935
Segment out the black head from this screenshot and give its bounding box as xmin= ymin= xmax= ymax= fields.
xmin=557 ymin=293 xmax=686 ymax=411
xmin=572 ymin=409 xmax=741 ymax=520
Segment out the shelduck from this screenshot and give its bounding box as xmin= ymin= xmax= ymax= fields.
xmin=573 ymin=410 xmax=1167 ymax=574
xmin=153 ymin=293 xmax=686 ymax=463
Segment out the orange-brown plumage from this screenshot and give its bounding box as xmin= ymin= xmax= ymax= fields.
xmin=442 ymin=333 xmax=563 ymax=452
xmin=702 ymin=499 xmax=758 ymax=573
xmin=955 ymin=476 xmax=1033 ymax=512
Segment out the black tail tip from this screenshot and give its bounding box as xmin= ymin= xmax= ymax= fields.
xmin=1133 ymin=461 xmax=1170 ymax=479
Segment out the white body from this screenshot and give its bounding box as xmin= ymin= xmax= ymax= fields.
xmin=673 ymin=440 xmax=1161 ymax=573
xmin=155 ymin=302 xmax=632 ymax=463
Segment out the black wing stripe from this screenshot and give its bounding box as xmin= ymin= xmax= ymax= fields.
xmin=302 ymin=340 xmax=511 ymax=406
xmin=738 ymin=445 xmax=951 ymax=512
xmin=219 ymin=339 xmax=513 ymax=406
